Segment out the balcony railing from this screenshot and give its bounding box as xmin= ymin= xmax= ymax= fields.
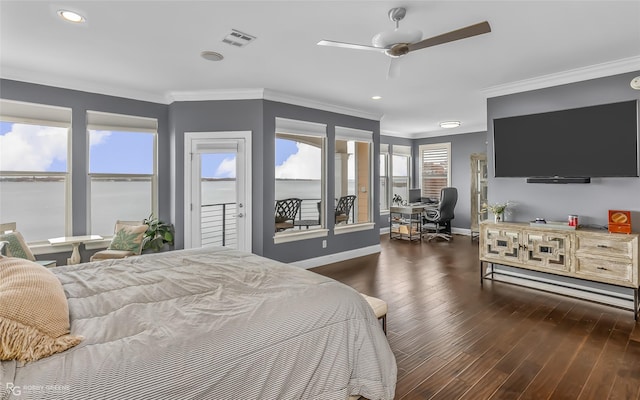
xmin=201 ymin=202 xmax=237 ymax=247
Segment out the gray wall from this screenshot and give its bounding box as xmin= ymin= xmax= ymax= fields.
xmin=0 ymin=79 xmax=170 ymax=265
xmin=414 ymin=131 xmax=488 ymax=230
xmin=261 ymin=100 xmax=381 ymax=262
xmin=487 ymin=71 xmax=640 ymax=229
xmin=168 ymin=99 xmax=265 ymax=252
xmin=0 ymin=79 xmax=382 ymax=264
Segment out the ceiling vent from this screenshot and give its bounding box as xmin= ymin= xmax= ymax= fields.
xmin=222 ymin=29 xmax=256 ymax=47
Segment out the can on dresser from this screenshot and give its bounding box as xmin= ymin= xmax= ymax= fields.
xmin=568 ymin=215 xmax=578 ymax=227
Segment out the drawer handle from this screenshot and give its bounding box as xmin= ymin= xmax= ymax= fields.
xmin=596 ymin=245 xmax=609 ymax=248
xmin=596 ymin=267 xmax=609 ymax=271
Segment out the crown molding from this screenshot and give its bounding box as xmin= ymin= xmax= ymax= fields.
xmin=262 ymin=89 xmax=382 ymax=121
xmin=166 ymin=88 xmax=266 ymax=103
xmin=1 ymin=67 xmax=169 ymax=104
xmin=483 ymin=55 xmax=640 ymax=99
xmin=166 ymin=88 xmax=381 ymax=121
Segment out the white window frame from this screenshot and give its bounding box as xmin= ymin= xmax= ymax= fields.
xmin=419 ymin=142 xmax=452 ymax=201
xmin=87 ymin=111 xmax=158 ymax=238
xmin=274 ymin=117 xmax=328 ymax=244
xmin=334 ymin=126 xmax=375 ymax=235
xmin=0 ymin=99 xmax=72 ymax=248
xmin=380 ymin=143 xmax=390 ymax=214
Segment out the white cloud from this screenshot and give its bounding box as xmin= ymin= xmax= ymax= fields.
xmin=215 ymin=157 xmax=236 ymax=178
xmin=0 ymin=123 xmax=67 ymax=171
xmin=275 ymin=143 xmax=321 ymax=179
xmin=89 ymin=130 xmax=112 ymax=146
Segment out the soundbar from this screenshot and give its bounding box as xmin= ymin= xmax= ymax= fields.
xmin=526 ymin=177 xmax=591 ymax=184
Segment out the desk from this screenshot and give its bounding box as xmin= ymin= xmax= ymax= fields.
xmin=390 ymin=205 xmax=425 ymax=241
xmin=49 ymin=235 xmax=103 ymax=265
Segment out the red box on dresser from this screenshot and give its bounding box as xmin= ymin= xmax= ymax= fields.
xmin=609 ymin=210 xmax=631 ymax=234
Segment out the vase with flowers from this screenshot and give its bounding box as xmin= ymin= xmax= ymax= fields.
xmin=481 ymin=201 xmax=514 ymax=223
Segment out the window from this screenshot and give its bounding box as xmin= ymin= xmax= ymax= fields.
xmin=0 ymin=100 xmax=71 ymax=241
xmin=335 ymin=127 xmax=373 ymax=226
xmin=392 ymin=145 xmax=411 ymax=204
xmin=419 ymin=143 xmax=451 ymax=200
xmin=87 ymin=111 xmax=157 ymax=236
xmin=274 ymin=118 xmax=326 ymax=240
xmin=380 ymin=144 xmax=389 ymax=212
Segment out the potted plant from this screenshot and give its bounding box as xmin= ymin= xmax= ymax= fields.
xmin=142 ymin=214 xmax=175 ymax=252
xmin=481 ymin=201 xmax=514 ymax=223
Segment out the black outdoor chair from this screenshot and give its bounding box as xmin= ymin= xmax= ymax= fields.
xmin=335 ymin=195 xmax=356 ymax=224
xmin=275 ymin=198 xmax=302 ymax=232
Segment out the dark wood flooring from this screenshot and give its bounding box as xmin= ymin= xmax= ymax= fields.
xmin=311 ymin=234 xmax=640 ymax=400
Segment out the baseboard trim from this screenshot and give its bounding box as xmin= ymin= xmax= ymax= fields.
xmin=291 ymin=244 xmax=381 ymax=269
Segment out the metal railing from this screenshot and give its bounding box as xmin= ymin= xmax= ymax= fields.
xmin=201 ymin=202 xmax=237 ymax=247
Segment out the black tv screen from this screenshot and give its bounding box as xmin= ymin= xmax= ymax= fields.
xmin=493 ymin=100 xmax=639 ymax=178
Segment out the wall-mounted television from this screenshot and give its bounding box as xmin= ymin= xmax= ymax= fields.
xmin=493 ymin=100 xmax=639 ymax=179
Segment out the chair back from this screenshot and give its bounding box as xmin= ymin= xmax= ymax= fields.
xmin=335 ymin=195 xmax=356 ymax=223
xmin=275 ymin=198 xmax=302 ymax=222
xmin=438 ymin=187 xmax=458 ymax=222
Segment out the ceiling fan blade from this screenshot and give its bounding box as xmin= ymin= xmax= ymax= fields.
xmin=387 ymin=58 xmax=399 ymax=79
xmin=407 ymin=21 xmax=491 ymax=52
xmin=317 ymin=40 xmax=387 ymax=53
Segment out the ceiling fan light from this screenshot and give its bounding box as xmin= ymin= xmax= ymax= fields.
xmin=440 ymin=121 xmax=461 ymax=129
xmin=372 ymin=28 xmax=422 ymax=48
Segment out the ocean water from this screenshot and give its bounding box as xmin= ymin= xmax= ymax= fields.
xmin=0 ymin=179 xmax=323 ymax=241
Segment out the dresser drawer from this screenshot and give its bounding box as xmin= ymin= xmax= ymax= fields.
xmin=574 ymin=256 xmax=634 ymax=285
xmin=575 ymin=235 xmax=634 ymax=259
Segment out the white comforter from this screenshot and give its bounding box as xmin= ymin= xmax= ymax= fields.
xmin=1 ymin=246 xmax=396 ymax=400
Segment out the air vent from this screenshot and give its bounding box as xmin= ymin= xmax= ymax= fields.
xmin=222 ymin=29 xmax=256 ymax=47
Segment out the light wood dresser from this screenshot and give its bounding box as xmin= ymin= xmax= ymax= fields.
xmin=479 ymin=221 xmax=639 ymax=319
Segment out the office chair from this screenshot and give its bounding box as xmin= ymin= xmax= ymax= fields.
xmin=422 ymin=187 xmax=458 ymax=241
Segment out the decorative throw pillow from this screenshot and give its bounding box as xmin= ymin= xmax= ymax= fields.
xmin=275 ymin=216 xmax=288 ymax=223
xmin=107 ymin=224 xmax=147 ymax=255
xmin=0 ymin=231 xmax=35 ymax=261
xmin=0 ymin=257 xmax=83 ymax=363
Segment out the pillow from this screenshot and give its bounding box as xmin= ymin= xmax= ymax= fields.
xmin=275 ymin=216 xmax=288 ymax=223
xmin=0 ymin=257 xmax=82 ymax=363
xmin=107 ymin=223 xmax=147 ymax=255
xmin=0 ymin=231 xmax=35 ymax=261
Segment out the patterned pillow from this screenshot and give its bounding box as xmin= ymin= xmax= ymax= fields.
xmin=0 ymin=257 xmax=83 ymax=363
xmin=0 ymin=231 xmax=35 ymax=261
xmin=107 ymin=224 xmax=147 ymax=255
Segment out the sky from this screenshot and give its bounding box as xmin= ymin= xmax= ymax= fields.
xmin=0 ymin=122 xmax=316 ymax=179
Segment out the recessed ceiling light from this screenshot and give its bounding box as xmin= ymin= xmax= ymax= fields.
xmin=439 ymin=121 xmax=461 ymax=129
xmin=57 ymin=9 xmax=85 ymax=23
xmin=201 ymin=51 xmax=224 ymax=62
xmin=371 ymin=96 xmax=382 ymax=100
xmin=631 ymin=76 xmax=640 ymax=90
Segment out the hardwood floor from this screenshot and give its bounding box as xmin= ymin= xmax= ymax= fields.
xmin=311 ymin=234 xmax=640 ymax=400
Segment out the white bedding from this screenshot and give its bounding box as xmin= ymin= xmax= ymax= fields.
xmin=1 ymin=246 xmax=396 ymax=400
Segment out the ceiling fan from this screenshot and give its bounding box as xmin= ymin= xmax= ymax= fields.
xmin=317 ymin=7 xmax=491 ymax=76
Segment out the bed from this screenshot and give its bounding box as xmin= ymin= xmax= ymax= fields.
xmin=0 ymin=246 xmax=396 ymax=400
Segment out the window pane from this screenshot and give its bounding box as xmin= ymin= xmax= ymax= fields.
xmin=392 ymin=154 xmax=410 ymax=204
xmin=420 ymin=143 xmax=451 ymax=200
xmin=336 ymin=139 xmax=371 ymax=224
xmin=0 ymin=176 xmax=66 ymax=241
xmin=1 ymin=120 xmax=68 ymax=241
xmin=89 ymin=130 xmax=153 ymax=174
xmin=90 ymin=177 xmax=152 ymax=235
xmin=0 ymin=122 xmax=68 ymax=172
xmin=380 ymin=153 xmax=389 ymax=211
xmin=275 ymin=135 xmax=323 ymax=231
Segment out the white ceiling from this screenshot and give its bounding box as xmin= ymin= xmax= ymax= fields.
xmin=1 ymin=1 xmax=639 ymax=138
